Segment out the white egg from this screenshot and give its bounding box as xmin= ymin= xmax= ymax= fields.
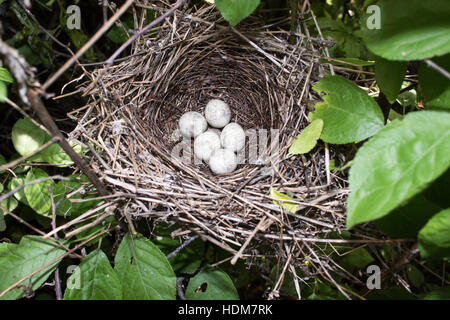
xmin=209 ymin=148 xmax=238 ymax=174
xmin=220 ymin=122 xmax=245 ymax=152
xmin=194 ymin=131 xmax=221 ymax=162
xmin=205 ymin=99 xmax=231 ymax=128
xmin=206 ymin=128 xmax=221 ymax=138
xmin=178 ymin=111 xmax=208 ymax=139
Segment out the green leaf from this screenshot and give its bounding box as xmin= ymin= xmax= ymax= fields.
xmin=288 ymin=119 xmax=323 ymax=155
xmin=347 ymin=111 xmax=450 ymax=228
xmin=11 ymin=117 xmax=80 ymax=166
xmin=270 ymin=188 xmax=297 ymax=213
xmin=0 ymin=236 xmax=65 ymax=300
xmin=310 ymin=75 xmax=384 ymax=144
xmin=317 ymin=18 xmax=367 ymax=59
xmin=0 ymin=242 xmax=14 ymax=255
xmin=423 ymin=287 xmax=450 ymax=300
xmin=361 ymin=0 xmax=450 ymax=60
xmin=114 ymin=232 xmax=176 ymax=300
xmin=0 ymin=68 xmax=13 ymax=83
xmin=419 ymin=54 xmax=450 ymax=109
xmin=12 ymin=118 xmax=46 ymax=157
xmin=64 ymin=249 xmax=122 ymax=300
xmin=0 ymin=81 xmax=7 ymax=102
xmin=376 ymin=194 xmax=441 ymax=239
xmin=2 ymin=197 xmax=19 ymax=231
xmin=24 ymin=168 xmax=54 ymax=217
xmin=17 ymin=45 xmax=42 ymax=66
xmin=418 ymin=208 xmax=450 ymax=260
xmin=34 ymin=144 xmax=73 ymax=166
xmin=0 ymin=154 xmax=5 ymax=166
xmin=8 ymin=175 xmax=28 ymax=205
xmin=107 ymin=18 xmax=133 ymax=44
xmin=406 ymin=264 xmax=424 ymax=288
xmin=52 ymin=177 xmax=97 ymax=218
xmin=341 ymin=247 xmax=374 ymax=269
xmin=215 ymin=0 xmax=260 ymax=26
xmin=375 ymin=56 xmax=408 ymax=103
xmin=0 ymin=196 xmax=18 ymax=215
xmin=397 ymin=90 xmax=417 ymax=108
xmin=64 ymin=30 xmax=95 ymax=61
xmin=185 ymin=266 xmax=239 ymax=300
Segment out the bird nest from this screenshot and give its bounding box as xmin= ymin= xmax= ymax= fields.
xmin=69 ymin=2 xmax=354 ymax=295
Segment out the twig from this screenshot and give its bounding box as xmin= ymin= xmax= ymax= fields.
xmin=43 ymin=202 xmax=113 ymax=239
xmin=0 ymin=136 xmax=60 ymax=172
xmin=289 ymin=0 xmax=299 ymax=44
xmin=15 ymin=0 xmax=76 ymax=57
xmin=176 ymin=277 xmax=186 ymax=300
xmin=166 ymin=235 xmax=199 ymax=260
xmin=307 ymin=0 xmax=335 ymax=76
xmin=361 ymin=244 xmax=419 ymax=298
xmin=102 ymin=0 xmax=108 ymax=24
xmin=0 ymin=39 xmax=110 ymax=197
xmin=64 ymin=212 xmax=112 ymax=239
xmin=306 ymin=0 xmax=333 ymax=186
xmin=303 ymin=241 xmax=352 ymax=300
xmin=42 ymin=0 xmax=135 ymax=91
xmin=0 ymin=205 xmax=82 ymax=259
xmin=324 ymin=142 xmax=331 ymax=185
xmin=231 ymin=217 xmax=270 ymax=265
xmin=269 ymin=245 xmax=294 ymax=299
xmin=4 ymin=97 xmax=51 ymax=135
xmin=49 ymin=186 xmax=62 ymax=300
xmin=0 ymin=204 xmax=45 ymax=236
xmin=0 ymin=38 xmax=35 ymax=105
xmin=0 ymin=175 xmax=70 ymax=204
xmin=0 ymin=227 xmax=114 ymax=298
xmin=27 ymin=88 xmax=110 ymax=197
xmin=424 ymin=59 xmax=450 ymax=80
xmin=93 ymin=0 xmax=189 ymax=85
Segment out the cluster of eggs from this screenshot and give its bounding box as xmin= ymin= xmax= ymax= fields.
xmin=178 ymin=99 xmax=245 ymax=175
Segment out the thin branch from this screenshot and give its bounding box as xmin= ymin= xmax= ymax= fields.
xmin=166 ymin=235 xmax=199 ymax=260
xmin=176 ymin=277 xmax=186 ymax=300
xmin=27 ymin=88 xmax=110 ymax=196
xmin=0 ymin=38 xmax=35 ymax=105
xmin=0 ymin=136 xmax=60 ymax=172
xmin=15 ymin=0 xmax=74 ymax=55
xmin=41 ymin=0 xmax=135 ymax=91
xmin=0 ymin=204 xmax=46 ymax=236
xmin=424 ymin=59 xmax=450 ymax=80
xmin=0 ymin=175 xmax=70 ymax=204
xmin=4 ymin=97 xmax=51 ymax=135
xmin=93 ymin=0 xmax=189 ymax=86
xmin=231 ymin=217 xmax=270 ymax=265
xmin=49 ymin=186 xmax=63 ymax=300
xmin=102 ymin=0 xmax=108 ymax=24
xmin=0 ymin=227 xmax=114 ymax=298
xmin=0 ymin=39 xmax=110 ymax=197
xmin=0 ymin=204 xmax=82 ymax=259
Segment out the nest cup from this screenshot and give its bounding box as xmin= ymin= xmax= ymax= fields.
xmin=71 ymin=2 xmax=349 ymax=268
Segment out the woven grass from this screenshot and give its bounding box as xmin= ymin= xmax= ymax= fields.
xmin=68 ymin=1 xmax=373 ymax=298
